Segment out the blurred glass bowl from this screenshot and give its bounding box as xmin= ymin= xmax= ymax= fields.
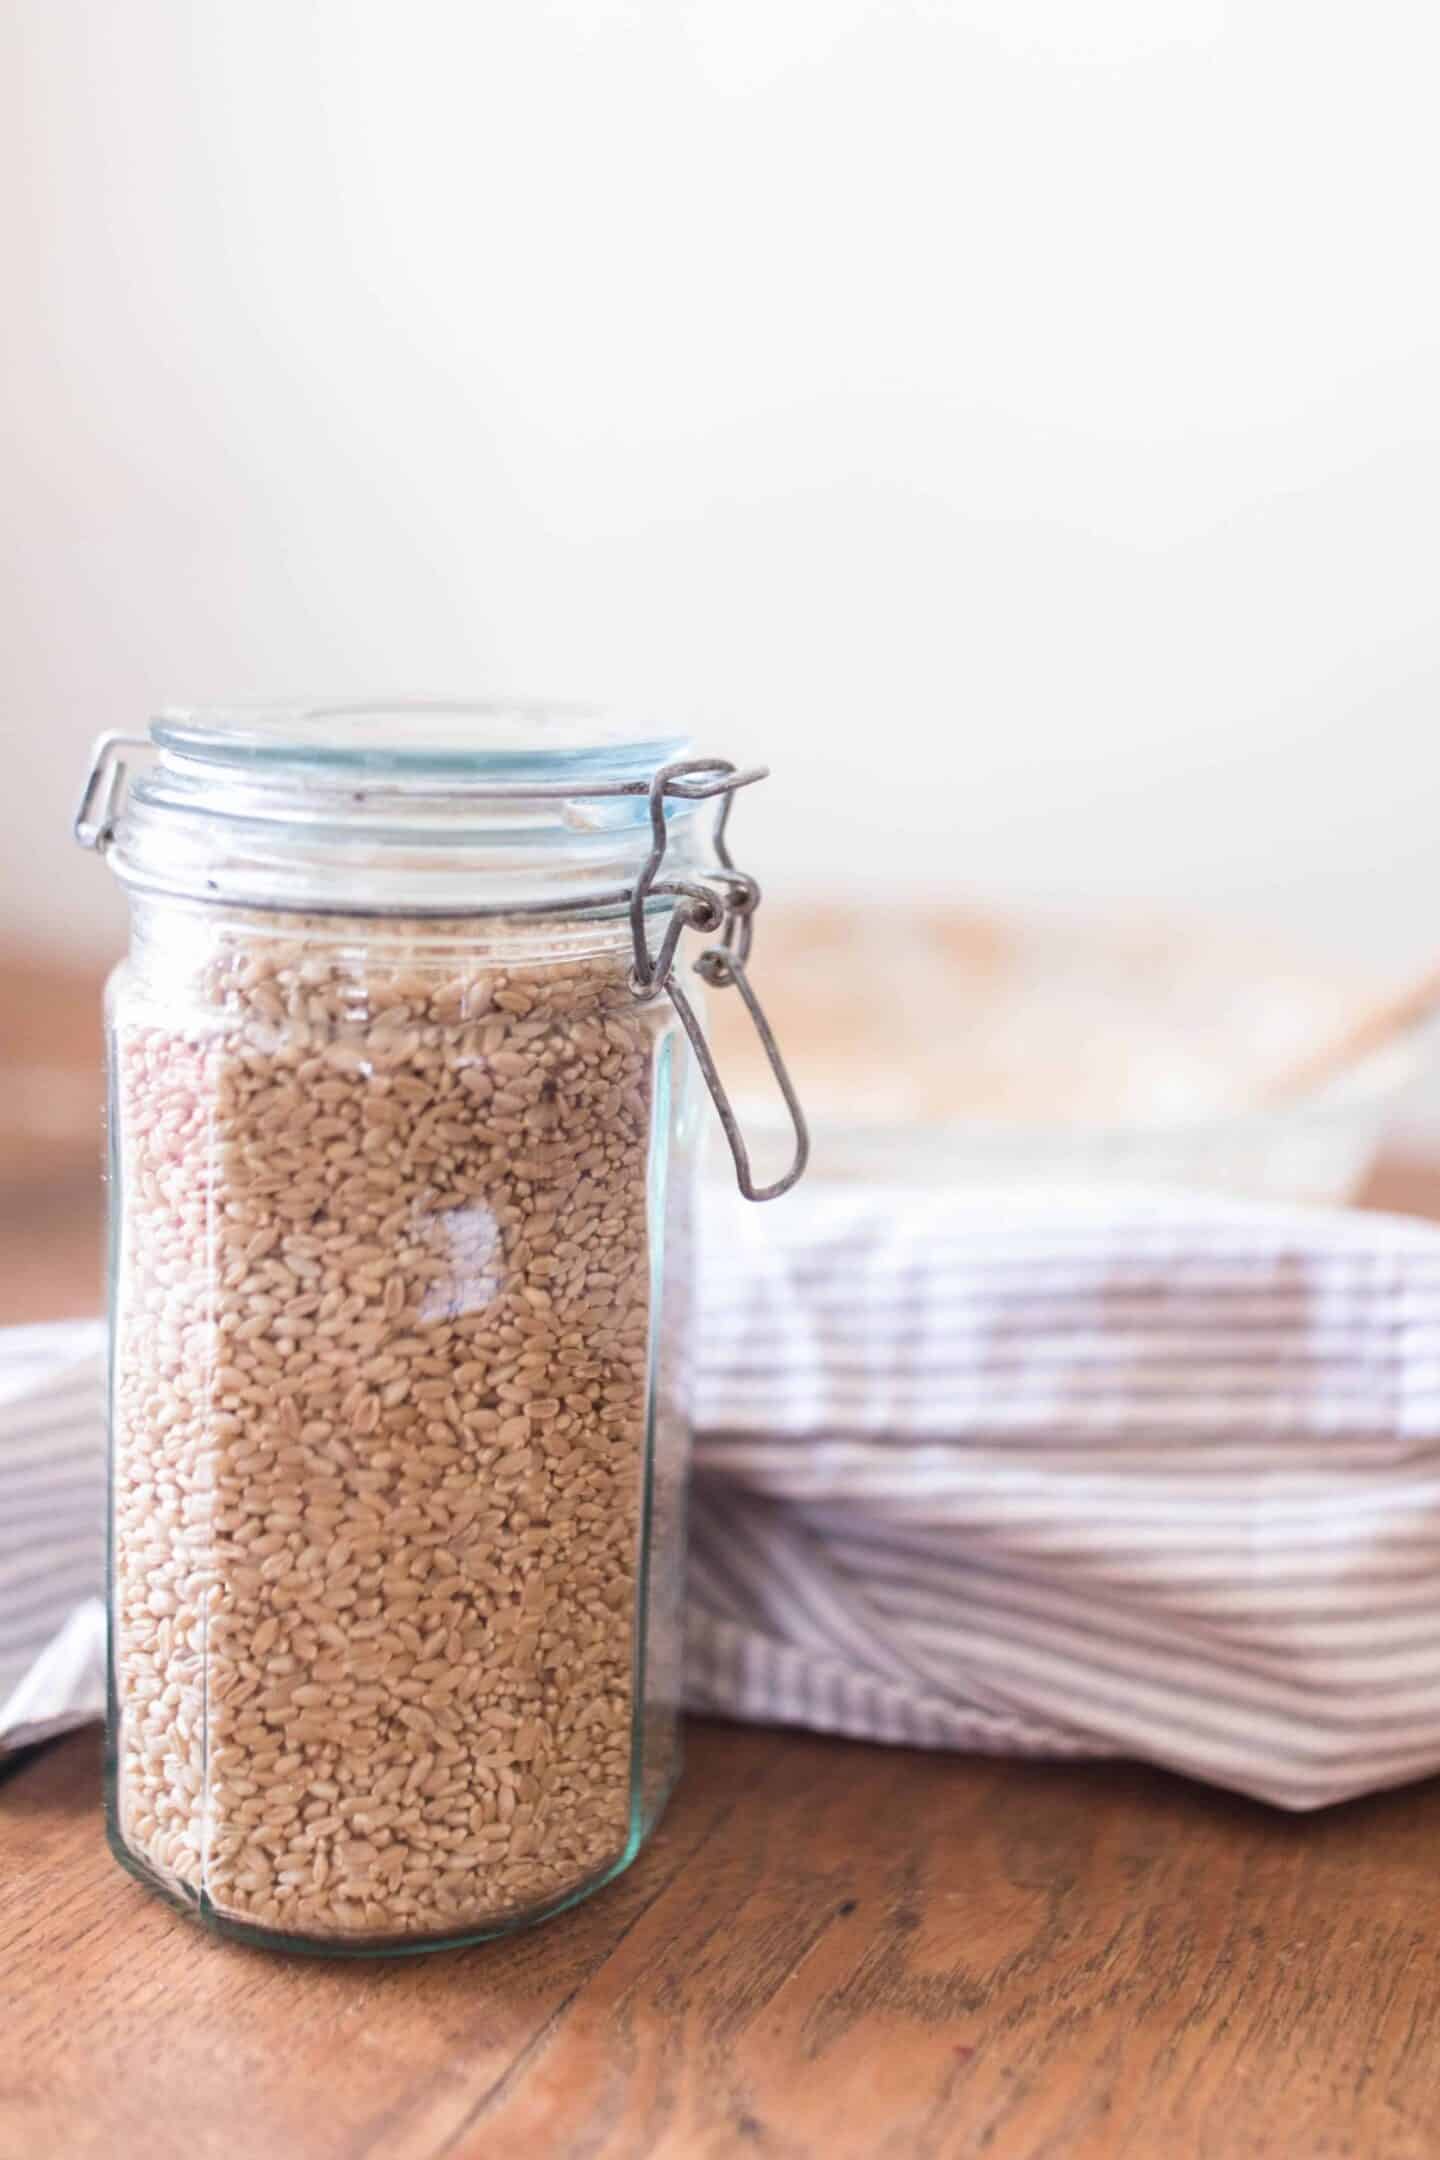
xmin=707 ymin=905 xmax=1430 ymax=1205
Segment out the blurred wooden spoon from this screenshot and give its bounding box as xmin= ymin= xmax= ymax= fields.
xmin=1266 ymin=961 xmax=1440 ymax=1105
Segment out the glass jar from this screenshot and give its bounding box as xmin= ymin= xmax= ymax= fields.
xmin=75 ymin=703 xmax=806 ymax=1953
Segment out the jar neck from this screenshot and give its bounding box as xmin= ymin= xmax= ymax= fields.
xmin=119 ymin=892 xmax=645 ymax=1011
xmin=108 ymin=758 xmax=712 ymax=919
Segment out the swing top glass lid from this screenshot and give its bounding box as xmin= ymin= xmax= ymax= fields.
xmin=150 ymin=700 xmax=689 ymax=784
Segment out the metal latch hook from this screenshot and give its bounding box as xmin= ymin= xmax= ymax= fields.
xmin=667 ymin=959 xmax=809 ymax=1201
xmin=628 ymin=759 xmax=809 ymax=1203
xmin=73 ymin=733 xmax=150 ymax=852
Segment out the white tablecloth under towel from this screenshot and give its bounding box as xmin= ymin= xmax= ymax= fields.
xmin=9 ymin=1183 xmax=1440 ymax=1809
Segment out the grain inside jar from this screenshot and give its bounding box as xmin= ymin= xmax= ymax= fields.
xmin=110 ymin=917 xmax=672 ymax=1942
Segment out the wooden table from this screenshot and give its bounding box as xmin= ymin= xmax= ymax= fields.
xmin=9 ymin=1714 xmax=1440 ymax=2160
xmin=6 ymin=960 xmax=1440 ymax=2157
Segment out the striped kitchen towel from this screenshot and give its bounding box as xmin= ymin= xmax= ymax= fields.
xmin=9 ymin=1183 xmax=1440 ymax=1808
xmin=0 ymin=1322 xmax=106 ymax=1752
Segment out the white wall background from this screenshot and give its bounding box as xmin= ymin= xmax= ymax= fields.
xmin=3 ymin=0 xmax=1439 ymax=971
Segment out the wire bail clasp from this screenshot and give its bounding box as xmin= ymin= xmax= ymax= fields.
xmin=628 ymin=759 xmax=809 ymax=1203
xmin=73 ymin=733 xmax=151 ymax=853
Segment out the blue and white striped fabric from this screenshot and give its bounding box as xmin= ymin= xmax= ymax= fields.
xmin=0 ymin=1322 xmax=106 ymax=1750
xmin=685 ymin=1183 xmax=1440 ymax=1810
xmin=10 ymin=1184 xmax=1440 ymax=1808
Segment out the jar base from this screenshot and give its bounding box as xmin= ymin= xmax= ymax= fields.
xmin=105 ymin=1795 xmax=674 ymax=1958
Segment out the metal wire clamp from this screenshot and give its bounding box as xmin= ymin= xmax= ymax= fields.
xmin=627 ymin=760 xmax=809 ymax=1203
xmin=73 ymin=732 xmax=152 ymax=852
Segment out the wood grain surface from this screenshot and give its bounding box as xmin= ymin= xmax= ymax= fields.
xmin=7 ymin=1721 xmax=1440 ymax=2160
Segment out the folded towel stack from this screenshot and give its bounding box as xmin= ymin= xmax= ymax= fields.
xmin=8 ymin=1183 xmax=1440 ymax=1809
